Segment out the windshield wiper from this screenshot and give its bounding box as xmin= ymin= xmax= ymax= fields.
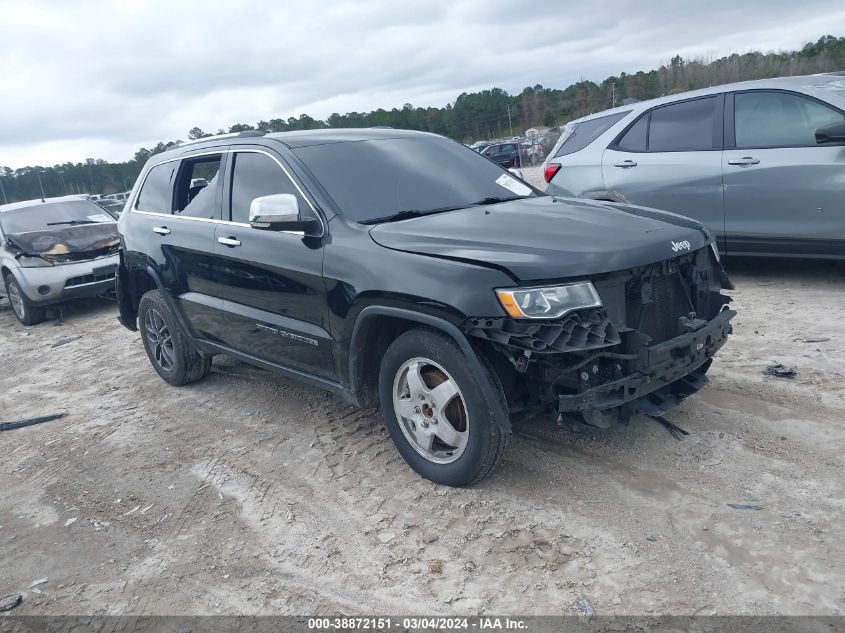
xmin=359 ymin=210 xmax=426 ymax=225
xmin=359 ymin=205 xmax=465 ymax=225
xmin=359 ymin=197 xmax=528 ymax=225
xmin=46 ymin=220 xmax=99 ymax=226
xmin=469 ymin=196 xmax=523 ymax=206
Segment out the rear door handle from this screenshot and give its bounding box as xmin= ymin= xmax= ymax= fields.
xmin=613 ymin=160 xmax=637 ymax=168
xmin=217 ymin=236 xmax=241 ymax=248
xmin=727 ymin=157 xmax=760 ymax=166
xmin=152 ymin=226 xmax=171 ymax=235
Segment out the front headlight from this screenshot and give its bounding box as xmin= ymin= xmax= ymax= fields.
xmin=17 ymin=255 xmax=53 ymax=268
xmin=495 ymin=281 xmax=602 ymax=319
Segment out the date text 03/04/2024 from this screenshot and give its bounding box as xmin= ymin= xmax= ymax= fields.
xmin=307 ymin=617 xmax=528 ymax=630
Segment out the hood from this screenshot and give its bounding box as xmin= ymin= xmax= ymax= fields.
xmin=7 ymin=223 xmax=119 ymax=264
xmin=369 ymin=196 xmax=710 ymax=282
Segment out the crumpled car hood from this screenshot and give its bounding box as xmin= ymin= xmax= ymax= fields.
xmin=368 ymin=196 xmax=711 ymax=282
xmin=7 ymin=223 xmax=119 ymax=264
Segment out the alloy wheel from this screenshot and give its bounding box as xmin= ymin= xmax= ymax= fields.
xmin=392 ymin=357 xmax=469 ymax=464
xmin=7 ymin=280 xmax=25 ymax=320
xmin=144 ymin=308 xmax=175 ymax=372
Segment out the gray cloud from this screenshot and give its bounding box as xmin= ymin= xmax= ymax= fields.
xmin=0 ymin=0 xmax=842 ymax=167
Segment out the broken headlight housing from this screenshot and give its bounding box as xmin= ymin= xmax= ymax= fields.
xmin=17 ymin=255 xmax=52 ymax=268
xmin=496 ymin=281 xmax=602 ymax=319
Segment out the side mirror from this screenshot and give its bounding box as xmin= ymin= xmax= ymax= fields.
xmin=815 ymin=122 xmax=845 ymax=144
xmin=508 ymin=168 xmax=525 ymax=180
xmin=249 ymin=193 xmax=320 ymax=234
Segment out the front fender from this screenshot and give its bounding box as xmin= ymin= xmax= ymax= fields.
xmin=349 ymin=305 xmax=512 ymax=434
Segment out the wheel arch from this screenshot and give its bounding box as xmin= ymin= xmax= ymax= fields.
xmin=118 ymin=261 xmax=156 ymax=330
xmin=119 ymin=262 xmax=192 ymax=337
xmin=349 ymin=306 xmax=512 ymax=433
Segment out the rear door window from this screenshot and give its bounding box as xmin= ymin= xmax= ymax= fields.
xmin=228 ymin=152 xmax=309 ymax=224
xmin=647 ymin=97 xmax=718 ymax=152
xmin=734 ymin=90 xmax=845 ymax=148
xmin=173 ymin=155 xmax=224 ymax=219
xmin=554 ymin=112 xmax=628 ymax=158
xmin=136 ymin=162 xmax=177 ymax=212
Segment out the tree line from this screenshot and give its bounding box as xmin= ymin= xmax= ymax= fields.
xmin=2 ymin=35 xmax=843 ymax=203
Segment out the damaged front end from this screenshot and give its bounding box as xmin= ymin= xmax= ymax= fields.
xmin=465 ymin=246 xmax=735 ymax=428
xmin=5 ymin=224 xmax=120 ymax=265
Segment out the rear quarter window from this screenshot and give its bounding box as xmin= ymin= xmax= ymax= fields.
xmin=554 ymin=111 xmax=628 ymax=158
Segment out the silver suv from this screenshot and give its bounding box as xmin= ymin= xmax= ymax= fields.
xmin=0 ymin=196 xmax=119 ymax=325
xmin=543 ymin=73 xmax=845 ymax=259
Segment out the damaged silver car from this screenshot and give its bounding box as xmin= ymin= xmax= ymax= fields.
xmin=0 ymin=195 xmax=119 ymax=325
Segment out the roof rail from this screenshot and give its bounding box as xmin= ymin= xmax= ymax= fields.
xmin=622 ymin=98 xmax=640 ymax=105
xmin=178 ymin=130 xmax=267 ymax=148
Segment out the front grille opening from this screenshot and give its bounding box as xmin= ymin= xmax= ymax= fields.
xmin=625 ymin=264 xmax=694 ymax=344
xmin=65 ymin=270 xmax=114 ymax=288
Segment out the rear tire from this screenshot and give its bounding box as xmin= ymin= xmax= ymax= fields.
xmin=4 ymin=273 xmax=46 ymax=326
xmin=378 ymin=328 xmax=508 ymax=486
xmin=138 ymin=289 xmax=211 ymax=386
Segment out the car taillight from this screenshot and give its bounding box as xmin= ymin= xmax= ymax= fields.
xmin=543 ymin=163 xmax=561 ymax=183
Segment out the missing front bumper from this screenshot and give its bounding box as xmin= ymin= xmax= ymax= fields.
xmin=557 ymin=308 xmax=735 ymax=414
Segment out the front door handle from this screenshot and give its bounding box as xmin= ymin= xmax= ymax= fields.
xmin=217 ymin=236 xmax=241 ymax=248
xmin=613 ymin=160 xmax=637 ymax=168
xmin=727 ymin=157 xmax=760 ymax=166
xmin=152 ymin=226 xmax=171 ymax=235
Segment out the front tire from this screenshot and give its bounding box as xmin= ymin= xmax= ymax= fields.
xmin=4 ymin=273 xmax=46 ymax=326
xmin=138 ymin=289 xmax=211 ymax=386
xmin=378 ymin=328 xmax=508 ymax=486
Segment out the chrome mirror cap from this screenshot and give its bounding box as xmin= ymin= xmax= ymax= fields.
xmin=249 ymin=193 xmax=299 ymax=228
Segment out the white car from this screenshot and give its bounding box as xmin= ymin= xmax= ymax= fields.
xmin=0 ymin=195 xmax=119 ymax=325
xmin=542 ymin=73 xmax=845 ymax=259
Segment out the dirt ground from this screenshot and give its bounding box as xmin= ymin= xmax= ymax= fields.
xmin=1 ymin=184 xmax=844 ymax=616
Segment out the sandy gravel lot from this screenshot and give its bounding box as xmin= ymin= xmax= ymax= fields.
xmin=1 ymin=186 xmax=844 ymax=615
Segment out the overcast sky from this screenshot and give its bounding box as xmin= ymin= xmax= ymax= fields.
xmin=1 ymin=0 xmax=843 ymax=168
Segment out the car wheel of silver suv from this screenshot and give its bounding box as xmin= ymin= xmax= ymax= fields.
xmin=4 ymin=273 xmax=46 ymax=326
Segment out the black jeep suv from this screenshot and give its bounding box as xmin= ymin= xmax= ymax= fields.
xmin=116 ymin=128 xmax=735 ymax=486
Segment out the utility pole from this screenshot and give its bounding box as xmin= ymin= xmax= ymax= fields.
xmin=0 ymin=176 xmax=7 ymax=205
xmin=506 ymin=104 xmax=513 ymax=138
xmin=611 ymin=83 xmax=616 ymax=108
xmin=58 ymin=170 xmax=68 ymax=194
xmin=36 ymin=169 xmax=47 ymax=200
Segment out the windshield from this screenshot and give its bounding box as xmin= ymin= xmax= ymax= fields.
xmin=0 ymin=200 xmax=115 ymax=235
xmin=292 ymin=136 xmax=541 ymax=222
xmin=805 ymin=78 xmax=845 ymax=109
